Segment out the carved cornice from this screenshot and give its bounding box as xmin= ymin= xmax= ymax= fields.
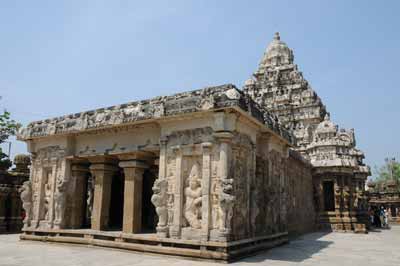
xmin=18 ymin=84 xmax=294 ymax=145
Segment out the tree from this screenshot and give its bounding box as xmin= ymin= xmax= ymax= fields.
xmin=374 ymin=158 xmax=400 ymax=183
xmin=0 ymin=99 xmax=21 ymax=170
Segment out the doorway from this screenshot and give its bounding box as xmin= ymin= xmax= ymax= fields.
xmin=141 ymin=169 xmax=157 ymax=233
xmin=323 ymin=181 xmax=335 ymax=211
xmin=108 ymin=171 xmax=124 ymax=230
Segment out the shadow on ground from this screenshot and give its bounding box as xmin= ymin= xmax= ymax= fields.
xmin=239 ymin=231 xmax=333 ymax=263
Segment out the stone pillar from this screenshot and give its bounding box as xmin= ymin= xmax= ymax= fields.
xmin=89 ymin=159 xmax=118 ymax=231
xmin=170 ymin=146 xmax=183 ymax=238
xmin=201 ymin=142 xmax=212 ymax=241
xmin=158 ymin=137 xmax=168 ymax=181
xmin=154 ymin=137 xmax=169 ymax=237
xmin=70 ymin=163 xmax=90 ymax=228
xmin=213 ymin=132 xmax=234 ymax=240
xmin=119 ymin=160 xmax=147 ymax=234
xmin=48 ymin=161 xmax=58 ymax=228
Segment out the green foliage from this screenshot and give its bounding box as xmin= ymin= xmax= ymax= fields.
xmin=0 ymin=106 xmax=21 ymax=170
xmin=374 ymin=158 xmax=400 ymax=183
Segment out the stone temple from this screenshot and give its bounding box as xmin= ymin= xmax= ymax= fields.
xmin=17 ymin=33 xmax=370 ymax=261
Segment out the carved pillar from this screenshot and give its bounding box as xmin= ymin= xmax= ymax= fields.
xmin=70 ymin=163 xmax=90 ymax=229
xmin=153 ymin=137 xmax=169 ymax=237
xmin=48 ymin=161 xmax=58 ymax=228
xmin=170 ymin=146 xmax=183 ymax=238
xmin=158 ymin=137 xmax=168 ymax=181
xmin=217 ymin=133 xmax=232 ymax=181
xmin=201 ymin=142 xmax=212 ymax=241
xmin=334 ymin=178 xmax=341 ymax=213
xmin=33 ymin=166 xmax=44 ymax=227
xmin=214 ymin=132 xmax=234 ymax=240
xmin=119 ymin=160 xmax=147 ymax=234
xmin=89 ymin=158 xmax=118 ymax=231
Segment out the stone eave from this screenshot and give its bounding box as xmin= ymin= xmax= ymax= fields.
xmin=312 ymin=165 xmax=356 ymax=175
xmin=229 ymin=106 xmax=293 ymax=147
xmin=17 ymin=84 xmax=294 ymax=144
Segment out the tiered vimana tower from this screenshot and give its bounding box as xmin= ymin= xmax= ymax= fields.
xmin=244 ymin=32 xmax=370 ymax=233
xmin=244 ymin=32 xmax=327 ymax=152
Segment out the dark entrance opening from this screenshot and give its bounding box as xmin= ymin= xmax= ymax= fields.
xmin=108 ymin=171 xmax=124 ymax=230
xmin=390 ymin=206 xmax=396 ymax=217
xmin=141 ymin=169 xmax=157 ymax=233
xmin=323 ymin=181 xmax=335 ymax=211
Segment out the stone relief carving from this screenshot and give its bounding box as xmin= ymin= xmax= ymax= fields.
xmin=43 ymin=170 xmax=52 ymax=221
xmin=19 ymin=85 xmax=293 ymax=145
xmin=217 ymin=178 xmax=235 ymax=232
xmin=54 ymin=177 xmax=68 ymax=225
xmin=86 ymin=175 xmax=94 ymax=223
xmin=334 ymin=184 xmax=341 ymax=210
xmin=232 ymin=147 xmax=249 ymax=239
xmin=168 ymin=127 xmax=214 ymax=147
xmin=20 ymin=181 xmax=33 ymax=227
xmin=183 ymin=163 xmax=202 ymax=229
xmin=166 ymin=155 xmax=175 ymax=227
xmin=151 ymin=179 xmax=168 ymax=233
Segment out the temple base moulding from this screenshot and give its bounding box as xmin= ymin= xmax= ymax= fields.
xmin=20 ymin=228 xmax=288 ymax=262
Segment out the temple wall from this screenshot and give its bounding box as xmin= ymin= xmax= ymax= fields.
xmin=286 ymin=151 xmax=316 ymax=236
xmin=21 ymin=111 xmax=301 ymax=243
xmin=0 ymin=159 xmax=30 ymax=233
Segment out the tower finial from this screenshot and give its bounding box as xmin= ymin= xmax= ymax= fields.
xmin=274 ymin=32 xmax=280 ymax=40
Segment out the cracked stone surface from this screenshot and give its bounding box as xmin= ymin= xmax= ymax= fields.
xmin=1 ymin=226 xmax=399 ymax=266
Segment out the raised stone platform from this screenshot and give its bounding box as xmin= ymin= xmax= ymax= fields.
xmin=20 ymin=229 xmax=288 ymax=262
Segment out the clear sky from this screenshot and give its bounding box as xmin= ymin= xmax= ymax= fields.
xmin=0 ymin=1 xmax=399 ymax=177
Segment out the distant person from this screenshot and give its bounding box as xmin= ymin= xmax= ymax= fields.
xmin=384 ymin=208 xmax=389 ymax=228
xmin=369 ymin=209 xmax=374 ymax=225
xmin=379 ymin=206 xmax=385 ymax=227
xmin=374 ymin=209 xmax=381 ymax=228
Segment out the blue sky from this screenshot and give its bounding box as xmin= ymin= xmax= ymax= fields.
xmin=0 ymin=1 xmax=399 ymax=177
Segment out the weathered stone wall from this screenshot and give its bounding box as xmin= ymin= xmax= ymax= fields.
xmin=0 ymin=156 xmax=30 ymax=233
xmin=286 ymin=150 xmax=316 ymax=236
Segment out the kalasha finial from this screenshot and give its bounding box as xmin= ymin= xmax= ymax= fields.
xmin=274 ymin=32 xmax=280 ymax=40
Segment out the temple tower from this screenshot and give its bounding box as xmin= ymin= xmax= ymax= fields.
xmin=245 ymin=33 xmax=370 ymax=232
xmin=244 ymin=32 xmax=327 ymax=152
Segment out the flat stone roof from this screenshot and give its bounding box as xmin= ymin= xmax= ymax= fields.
xmin=17 ymin=84 xmax=294 ymax=144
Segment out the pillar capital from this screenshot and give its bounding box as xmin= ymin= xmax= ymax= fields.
xmin=89 ymin=163 xmax=119 ymax=173
xmin=213 ymin=131 xmax=234 ymax=142
xmin=160 ymin=136 xmax=168 ymax=146
xmin=201 ymin=142 xmax=213 ymax=151
xmin=119 ymin=160 xmax=148 ymax=169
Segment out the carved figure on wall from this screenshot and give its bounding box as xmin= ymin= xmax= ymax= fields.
xmin=54 ymin=178 xmax=68 ymax=224
xmin=86 ymin=176 xmax=94 ymax=222
xmin=334 ymin=185 xmax=341 ymax=210
xmin=43 ymin=172 xmax=52 ymax=221
xmin=211 ymin=181 xmax=220 ymax=229
xmin=151 ymin=179 xmax=168 ymax=231
xmin=218 ymin=178 xmax=235 ymax=232
xmin=343 ymin=186 xmax=350 ymax=209
xmin=183 ymin=163 xmax=202 ymax=229
xmin=353 ymin=192 xmax=360 ymax=210
xmin=20 ymin=181 xmax=33 ymax=227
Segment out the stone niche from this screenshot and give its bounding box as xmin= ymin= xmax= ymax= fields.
xmin=24 ymin=145 xmax=70 ymax=230
xmin=158 ymin=127 xmax=223 ymax=241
